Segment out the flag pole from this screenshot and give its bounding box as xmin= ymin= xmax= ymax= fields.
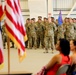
xmin=7 ymin=36 xmax=10 ymax=74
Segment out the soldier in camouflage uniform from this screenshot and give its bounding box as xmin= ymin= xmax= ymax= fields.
xmin=36 ymin=19 xmax=45 ymax=48
xmin=42 ymin=17 xmax=48 ymax=26
xmin=33 ymin=18 xmax=36 ymax=23
xmin=55 ymin=19 xmax=59 ymax=27
xmin=32 ymin=18 xmax=36 ymax=47
xmin=25 ymin=18 xmax=30 ymax=48
xmin=65 ymin=18 xmax=75 ymax=41
xmin=38 ymin=16 xmax=42 ymax=20
xmin=63 ymin=17 xmax=69 ymax=28
xmin=10 ymin=40 xmax=14 ymax=48
xmin=42 ymin=17 xmax=48 ymax=48
xmin=73 ymin=18 xmax=76 ymax=40
xmin=27 ymin=18 xmax=37 ymax=49
xmin=2 ymin=22 xmax=14 ymax=48
xmin=44 ymin=18 xmax=57 ymax=53
xmin=2 ymin=24 xmax=7 ymax=49
xmin=57 ymin=24 xmax=64 ymax=41
xmin=63 ymin=17 xmax=69 ymax=39
xmin=51 ymin=17 xmax=58 ymax=44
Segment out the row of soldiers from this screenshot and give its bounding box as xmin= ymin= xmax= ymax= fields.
xmin=1 ymin=16 xmax=76 ymax=53
xmin=25 ymin=16 xmax=76 ymax=53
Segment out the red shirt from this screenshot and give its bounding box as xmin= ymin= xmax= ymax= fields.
xmin=46 ymin=54 xmax=71 ymax=75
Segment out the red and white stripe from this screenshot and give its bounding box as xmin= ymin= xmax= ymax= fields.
xmin=5 ymin=0 xmax=26 ymax=62
xmin=0 ymin=0 xmax=4 ymax=21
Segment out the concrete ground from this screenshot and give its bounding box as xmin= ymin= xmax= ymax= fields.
xmin=0 ymin=48 xmax=61 ymax=75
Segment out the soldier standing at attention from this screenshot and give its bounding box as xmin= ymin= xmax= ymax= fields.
xmin=65 ymin=18 xmax=75 ymax=41
xmin=73 ymin=18 xmax=76 ymax=40
xmin=63 ymin=17 xmax=69 ymax=39
xmin=2 ymin=20 xmax=14 ymax=48
xmin=51 ymin=17 xmax=58 ymax=45
xmin=25 ymin=18 xmax=30 ymax=48
xmin=42 ymin=17 xmax=48 ymax=26
xmin=57 ymin=24 xmax=64 ymax=41
xmin=36 ymin=19 xmax=45 ymax=48
xmin=27 ymin=18 xmax=37 ymax=49
xmin=2 ymin=23 xmax=7 ymax=49
xmin=38 ymin=16 xmax=42 ymax=21
xmin=32 ymin=18 xmax=36 ymax=24
xmin=32 ymin=18 xmax=36 ymax=47
xmin=44 ymin=18 xmax=57 ymax=53
xmin=10 ymin=40 xmax=14 ymax=48
xmin=57 ymin=18 xmax=64 ymax=41
xmin=42 ymin=17 xmax=48 ymax=48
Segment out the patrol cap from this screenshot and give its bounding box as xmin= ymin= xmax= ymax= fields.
xmin=38 ymin=16 xmax=42 ymax=18
xmin=27 ymin=18 xmax=30 ymax=20
xmin=51 ymin=17 xmax=54 ymax=19
xmin=32 ymin=18 xmax=36 ymax=21
xmin=33 ymin=18 xmax=35 ymax=20
xmin=44 ymin=17 xmax=47 ymax=19
xmin=65 ymin=17 xmax=69 ymax=19
xmin=31 ymin=18 xmax=34 ymax=20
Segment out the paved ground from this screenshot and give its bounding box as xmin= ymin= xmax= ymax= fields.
xmin=0 ymin=48 xmax=61 ymax=75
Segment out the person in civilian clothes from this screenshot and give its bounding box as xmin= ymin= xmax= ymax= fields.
xmin=36 ymin=38 xmax=71 ymax=75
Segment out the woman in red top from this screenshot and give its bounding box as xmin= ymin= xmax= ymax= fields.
xmin=45 ymin=38 xmax=71 ymax=75
xmin=35 ymin=39 xmax=71 ymax=75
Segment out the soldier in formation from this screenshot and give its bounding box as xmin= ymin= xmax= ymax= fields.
xmin=64 ymin=18 xmax=75 ymax=41
xmin=2 ymin=21 xmax=15 ymax=49
xmin=2 ymin=16 xmax=76 ymax=54
xmin=2 ymin=23 xmax=7 ymax=49
xmin=27 ymin=18 xmax=37 ymax=49
xmin=36 ymin=18 xmax=45 ymax=48
xmin=44 ymin=17 xmax=57 ymax=53
xmin=25 ymin=18 xmax=30 ymax=48
xmin=73 ymin=18 xmax=76 ymax=40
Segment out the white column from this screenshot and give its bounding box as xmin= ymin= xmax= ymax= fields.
xmin=28 ymin=0 xmax=47 ymax=21
xmin=48 ymin=0 xmax=53 ymax=17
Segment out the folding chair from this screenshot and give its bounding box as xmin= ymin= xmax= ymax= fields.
xmin=56 ymin=64 xmax=70 ymax=75
xmin=67 ymin=64 xmax=76 ymax=75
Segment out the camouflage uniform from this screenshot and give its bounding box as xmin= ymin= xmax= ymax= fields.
xmin=10 ymin=40 xmax=14 ymax=48
xmin=25 ymin=23 xmax=29 ymax=48
xmin=27 ymin=23 xmax=37 ymax=49
xmin=54 ymin=20 xmax=59 ymax=44
xmin=2 ymin=24 xmax=7 ymax=49
xmin=25 ymin=18 xmax=30 ymax=48
xmin=65 ymin=23 xmax=75 ymax=41
xmin=42 ymin=17 xmax=48 ymax=26
xmin=42 ymin=21 xmax=48 ymax=47
xmin=44 ymin=22 xmax=57 ymax=52
xmin=63 ymin=22 xmax=69 ymax=39
xmin=57 ymin=25 xmax=64 ymax=41
xmin=73 ymin=23 xmax=76 ymax=40
xmin=54 ymin=22 xmax=58 ymax=44
xmin=36 ymin=22 xmax=45 ymax=48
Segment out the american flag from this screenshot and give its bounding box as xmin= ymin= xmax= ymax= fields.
xmin=5 ymin=0 xmax=27 ymax=62
xmin=0 ymin=0 xmax=4 ymax=69
xmin=0 ymin=0 xmax=4 ymax=21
